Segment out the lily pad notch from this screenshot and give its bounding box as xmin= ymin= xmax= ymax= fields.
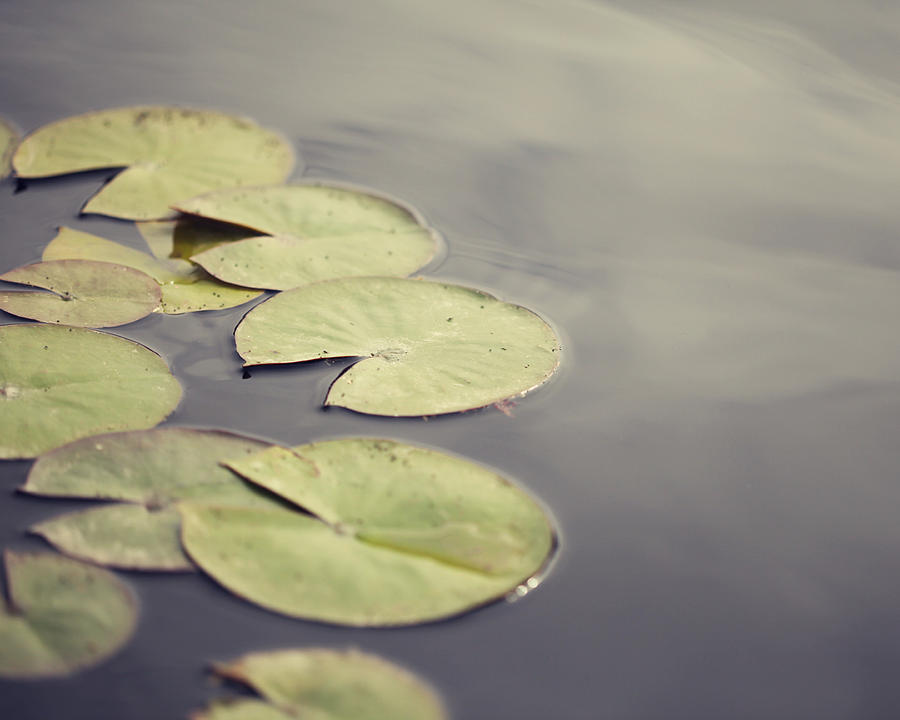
xmin=234 ymin=276 xmax=561 ymax=417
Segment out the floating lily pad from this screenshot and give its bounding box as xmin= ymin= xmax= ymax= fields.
xmin=12 ymin=106 xmax=296 ymax=220
xmin=180 ymin=438 xmax=554 ymax=625
xmin=0 ymin=324 xmax=182 ymax=459
xmin=234 ymin=277 xmax=561 ymax=416
xmin=0 ymin=259 xmax=160 ymax=327
xmin=23 ymin=428 xmax=275 ymax=570
xmin=44 ymin=227 xmax=261 ymax=314
xmin=174 ymin=184 xmax=439 ymax=290
xmin=211 ymin=647 xmax=448 ymax=720
xmin=191 ymin=699 xmax=295 ymax=720
xmin=1 ymin=116 xmax=18 ymax=179
xmin=0 ymin=551 xmax=137 ymax=678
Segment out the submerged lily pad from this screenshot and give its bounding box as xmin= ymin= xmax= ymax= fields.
xmin=1 ymin=116 xmax=18 ymax=179
xmin=0 ymin=259 xmax=160 ymax=327
xmin=180 ymin=438 xmax=554 ymax=625
xmin=0 ymin=551 xmax=137 ymax=678
xmin=44 ymin=227 xmax=261 ymax=314
xmin=23 ymin=428 xmax=275 ymax=570
xmin=12 ymin=106 xmax=296 ymax=220
xmin=174 ymin=184 xmax=439 ymax=290
xmin=211 ymin=647 xmax=448 ymax=720
xmin=235 ymin=277 xmax=560 ymax=416
xmin=136 ymin=217 xmax=256 ymax=263
xmin=0 ymin=324 xmax=182 ymax=459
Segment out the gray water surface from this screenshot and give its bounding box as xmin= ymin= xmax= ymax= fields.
xmin=2 ymin=1 xmax=900 ymax=718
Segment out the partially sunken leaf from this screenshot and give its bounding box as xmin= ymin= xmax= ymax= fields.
xmin=12 ymin=106 xmax=296 ymax=220
xmin=22 ymin=428 xmax=275 ymax=570
xmin=1 ymin=116 xmax=19 ymax=179
xmin=136 ymin=217 xmax=255 ymax=263
xmin=175 ymin=185 xmax=438 ymax=291
xmin=0 ymin=324 xmax=182 ymax=459
xmin=0 ymin=259 xmax=160 ymax=327
xmin=213 ymin=647 xmax=448 ymax=720
xmin=0 ymin=551 xmax=137 ymax=679
xmin=235 ymin=277 xmax=560 ymax=416
xmin=180 ymin=438 xmax=554 ymax=625
xmin=44 ymin=227 xmax=260 ymax=314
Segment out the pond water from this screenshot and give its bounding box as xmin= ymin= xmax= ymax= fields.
xmin=3 ymin=1 xmax=900 ymax=717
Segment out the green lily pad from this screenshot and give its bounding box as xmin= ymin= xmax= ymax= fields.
xmin=191 ymin=700 xmax=295 ymax=720
xmin=43 ymin=227 xmax=261 ymax=314
xmin=1 ymin=116 xmax=18 ymax=179
xmin=23 ymin=428 xmax=276 ymax=570
xmin=180 ymin=438 xmax=554 ymax=625
xmin=0 ymin=324 xmax=182 ymax=459
xmin=0 ymin=551 xmax=137 ymax=678
xmin=12 ymin=106 xmax=296 ymax=220
xmin=0 ymin=259 xmax=160 ymax=327
xmin=212 ymin=647 xmax=448 ymax=720
xmin=234 ymin=277 xmax=561 ymax=416
xmin=173 ymin=184 xmax=439 ymax=290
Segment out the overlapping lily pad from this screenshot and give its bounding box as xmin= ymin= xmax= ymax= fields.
xmin=0 ymin=324 xmax=182 ymax=459
xmin=44 ymin=227 xmax=261 ymax=314
xmin=180 ymin=438 xmax=554 ymax=625
xmin=206 ymin=647 xmax=448 ymax=720
xmin=0 ymin=551 xmax=137 ymax=678
xmin=173 ymin=184 xmax=439 ymax=290
xmin=234 ymin=277 xmax=561 ymax=416
xmin=23 ymin=428 xmax=276 ymax=570
xmin=0 ymin=259 xmax=160 ymax=327
xmin=1 ymin=116 xmax=18 ymax=179
xmin=192 ymin=700 xmax=294 ymax=720
xmin=12 ymin=106 xmax=296 ymax=220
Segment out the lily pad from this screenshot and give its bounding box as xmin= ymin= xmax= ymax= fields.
xmin=23 ymin=428 xmax=276 ymax=570
xmin=191 ymin=700 xmax=295 ymax=720
xmin=44 ymin=227 xmax=261 ymax=314
xmin=212 ymin=647 xmax=448 ymax=720
xmin=1 ymin=116 xmax=18 ymax=179
xmin=0 ymin=259 xmax=160 ymax=327
xmin=12 ymin=106 xmax=296 ymax=220
xmin=234 ymin=277 xmax=561 ymax=416
xmin=174 ymin=184 xmax=439 ymax=290
xmin=0 ymin=551 xmax=137 ymax=678
xmin=180 ymin=438 xmax=554 ymax=625
xmin=0 ymin=324 xmax=182 ymax=459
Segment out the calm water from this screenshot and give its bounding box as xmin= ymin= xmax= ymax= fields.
xmin=3 ymin=1 xmax=900 ymax=718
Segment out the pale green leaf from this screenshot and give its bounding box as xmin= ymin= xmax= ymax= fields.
xmin=0 ymin=259 xmax=160 ymax=327
xmin=12 ymin=106 xmax=296 ymax=220
xmin=173 ymin=184 xmax=438 ymax=290
xmin=22 ymin=428 xmax=275 ymax=570
xmin=43 ymin=227 xmax=261 ymax=314
xmin=191 ymin=699 xmax=296 ymax=720
xmin=1 ymin=116 xmax=19 ymax=179
xmin=234 ymin=277 xmax=561 ymax=416
xmin=180 ymin=438 xmax=554 ymax=626
xmin=0 ymin=551 xmax=137 ymax=678
xmin=213 ymin=647 xmax=448 ymax=720
xmin=0 ymin=324 xmax=182 ymax=459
